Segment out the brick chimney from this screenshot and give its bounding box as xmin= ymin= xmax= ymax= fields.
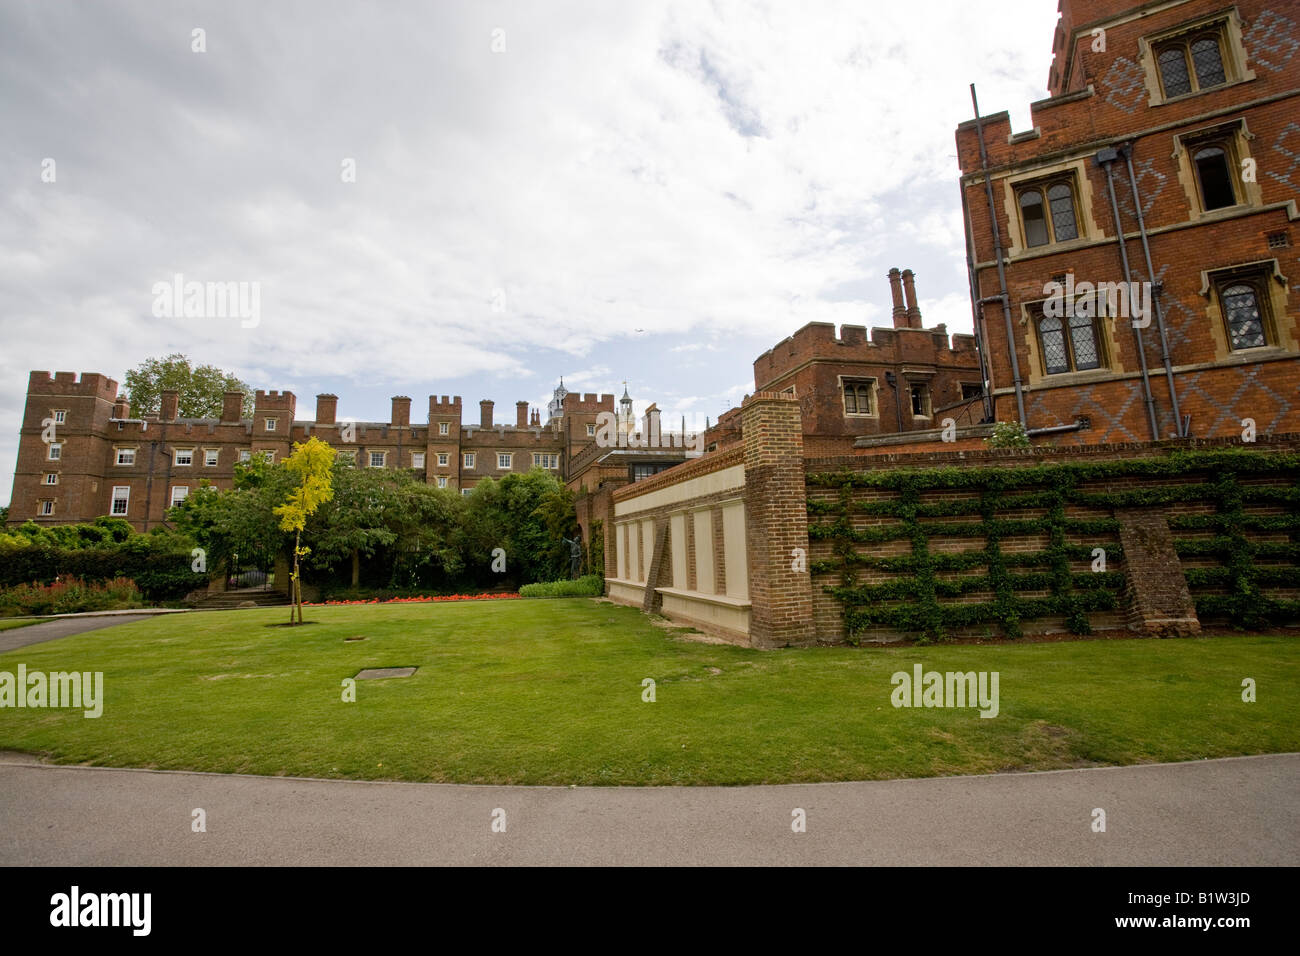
xmin=888 ymin=268 xmax=908 ymax=329
xmin=643 ymin=403 xmax=661 ymax=446
xmin=516 ymin=401 xmax=529 ymax=428
xmin=902 ymin=269 xmax=923 ymax=329
xmin=480 ymin=399 xmax=494 ymax=428
xmin=221 ymin=391 xmax=244 ymax=423
xmin=112 ymin=395 xmax=130 ymax=419
xmin=391 ymin=396 xmax=411 ymax=427
xmin=315 ymin=394 xmax=338 ymax=425
xmin=160 ymin=389 xmax=179 ymax=421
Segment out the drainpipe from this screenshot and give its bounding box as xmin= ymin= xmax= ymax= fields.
xmin=970 ymin=84 xmax=1027 ymax=428
xmin=1121 ymin=143 xmax=1187 ymax=438
xmin=962 ymin=185 xmax=996 ymax=424
xmin=1097 ymin=147 xmax=1160 ymax=442
xmin=885 ymin=371 xmax=904 ymax=433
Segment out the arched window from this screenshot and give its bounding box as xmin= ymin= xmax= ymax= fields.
xmin=1039 ymin=315 xmax=1069 ymax=375
xmin=1193 ymin=145 xmax=1236 ymax=210
xmin=1221 ymin=283 xmax=1267 ymax=350
xmin=1020 ymin=189 xmax=1049 ymax=247
xmin=1157 ymin=34 xmax=1228 ymax=98
xmin=842 ymin=379 xmax=874 ymax=415
xmin=1069 ymin=313 xmax=1101 ymax=370
xmin=1047 ymin=184 xmax=1079 ymax=242
xmin=1158 ymin=45 xmax=1193 ymax=97
xmin=1039 ymin=312 xmax=1104 ymax=375
xmin=1190 ymin=37 xmax=1226 ymax=88
xmin=1018 ymin=179 xmax=1080 ymax=248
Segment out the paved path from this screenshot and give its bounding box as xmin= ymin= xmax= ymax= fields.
xmin=1 ymin=752 xmax=1294 ymax=866
xmin=0 ymin=614 xmax=159 ymax=653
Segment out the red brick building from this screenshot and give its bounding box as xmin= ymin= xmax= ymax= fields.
xmin=5 ymin=371 xmax=687 ymax=533
xmin=957 ymin=0 xmax=1300 ymax=444
xmin=700 ymin=268 xmax=988 ymax=458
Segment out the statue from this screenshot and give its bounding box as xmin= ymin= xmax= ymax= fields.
xmin=560 ymin=536 xmax=583 ymax=579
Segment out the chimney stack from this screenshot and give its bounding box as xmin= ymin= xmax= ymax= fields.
xmin=888 ymin=268 xmax=908 ymax=329
xmin=315 ymin=394 xmax=338 ymax=425
xmin=221 ymin=391 xmax=244 ymax=423
xmin=112 ymin=395 xmax=130 ymax=419
xmin=902 ymin=269 xmax=923 ymax=329
xmin=480 ymin=399 xmax=494 ymax=428
xmin=160 ymin=389 xmax=179 ymax=421
xmin=644 ymin=403 xmax=661 ymax=445
xmin=391 ymin=396 xmax=411 ymax=427
xmin=516 ymin=401 xmax=529 ymax=428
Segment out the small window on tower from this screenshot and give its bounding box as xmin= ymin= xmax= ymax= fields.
xmin=841 ymin=378 xmax=875 ymax=416
xmin=909 ymin=385 xmax=932 ymax=418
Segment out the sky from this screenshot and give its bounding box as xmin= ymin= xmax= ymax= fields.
xmin=0 ymin=0 xmax=1062 ymax=506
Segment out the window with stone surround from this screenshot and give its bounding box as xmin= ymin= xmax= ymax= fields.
xmin=39 ymin=500 xmax=54 ymax=516
xmin=463 ymin=452 xmax=476 ymax=468
xmin=1016 ymin=176 xmax=1079 ymax=248
xmin=115 ymin=447 xmax=136 ymax=466
xmin=1140 ymin=13 xmax=1253 ymax=107
xmin=48 ymin=442 xmax=62 ymax=461
xmin=412 ymin=452 xmax=425 ymax=469
xmin=1036 ymin=308 xmax=1104 ymax=375
xmin=841 ymin=377 xmax=876 ymax=416
xmin=497 ymin=453 xmax=512 ymax=470
xmin=1213 ymin=271 xmax=1274 ymax=351
xmin=44 ymin=473 xmax=58 ymax=485
xmin=174 ymin=448 xmax=193 ymax=466
xmin=909 ymin=384 xmax=932 ymax=418
xmin=111 ymin=486 xmax=130 ymax=515
xmin=369 ymin=451 xmax=386 ymax=468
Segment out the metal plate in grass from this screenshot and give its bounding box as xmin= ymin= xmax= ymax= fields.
xmin=355 ymin=667 xmax=417 ymax=680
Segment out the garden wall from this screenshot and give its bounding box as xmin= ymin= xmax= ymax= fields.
xmin=807 ymin=436 xmax=1300 ymax=643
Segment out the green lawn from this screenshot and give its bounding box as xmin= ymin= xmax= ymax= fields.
xmin=0 ymin=599 xmax=1295 ymax=785
xmin=0 ymin=618 xmax=46 ymax=632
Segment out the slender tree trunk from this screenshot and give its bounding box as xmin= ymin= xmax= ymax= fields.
xmin=351 ymin=548 xmax=360 ymax=588
xmin=290 ymin=530 xmax=301 ymax=624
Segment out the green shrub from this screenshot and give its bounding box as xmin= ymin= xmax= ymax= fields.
xmin=519 ymin=575 xmax=604 ymax=598
xmin=0 ymin=576 xmax=143 ymax=616
xmin=985 ymin=421 xmax=1031 ymax=448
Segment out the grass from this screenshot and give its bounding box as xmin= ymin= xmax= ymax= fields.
xmin=0 ymin=599 xmax=1295 ymax=786
xmin=0 ymin=618 xmax=47 ymax=631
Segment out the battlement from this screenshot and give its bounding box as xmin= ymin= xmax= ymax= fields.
xmin=562 ymin=392 xmax=615 ymax=413
xmin=755 ymin=320 xmax=976 ymax=384
xmin=254 ymin=390 xmax=296 ymax=409
xmin=27 ymin=370 xmax=118 ymax=398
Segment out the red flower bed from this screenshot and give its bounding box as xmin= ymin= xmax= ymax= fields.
xmin=306 ymin=592 xmax=519 ymax=606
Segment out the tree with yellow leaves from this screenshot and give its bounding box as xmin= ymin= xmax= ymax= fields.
xmin=273 ymin=436 xmax=336 ymax=624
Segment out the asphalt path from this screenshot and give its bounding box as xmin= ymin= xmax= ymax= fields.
xmin=1 ymin=752 xmax=1294 ymax=865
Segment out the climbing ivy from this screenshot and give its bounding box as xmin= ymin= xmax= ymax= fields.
xmin=809 ymin=449 xmax=1300 ymax=643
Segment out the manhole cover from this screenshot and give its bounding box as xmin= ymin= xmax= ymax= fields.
xmin=355 ymin=667 xmax=417 ymax=680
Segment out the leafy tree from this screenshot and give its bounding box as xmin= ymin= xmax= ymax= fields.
xmin=169 ymin=459 xmax=294 ymax=579
xmin=273 ymin=438 xmax=335 ymax=623
xmin=460 ymin=469 xmax=573 ymax=587
xmin=0 ymin=506 xmax=8 ymax=526
xmin=386 ymin=481 xmax=465 ymax=588
xmin=123 ymin=354 xmax=254 ymax=419
xmin=303 ymin=459 xmax=401 ymax=587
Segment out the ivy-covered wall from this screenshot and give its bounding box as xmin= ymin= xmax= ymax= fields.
xmin=806 ymin=449 xmax=1300 ymax=643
